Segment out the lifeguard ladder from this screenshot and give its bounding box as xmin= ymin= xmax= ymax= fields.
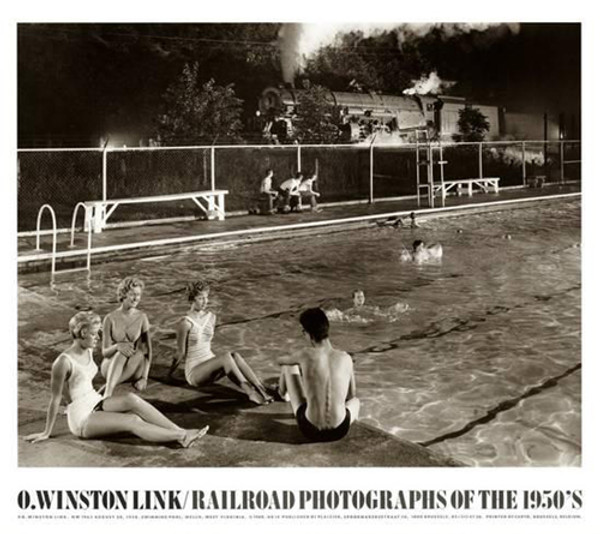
xmin=35 ymin=203 xmax=92 ymax=284
xmin=415 ymin=131 xmax=448 ymax=208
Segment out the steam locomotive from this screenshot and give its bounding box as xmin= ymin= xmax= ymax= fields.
xmin=258 ymin=86 xmax=501 ymax=143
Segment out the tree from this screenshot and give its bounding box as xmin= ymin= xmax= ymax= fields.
xmin=290 ymin=84 xmax=342 ymax=144
xmin=453 ymin=106 xmax=490 ymax=142
xmin=154 ymin=62 xmax=244 ymax=145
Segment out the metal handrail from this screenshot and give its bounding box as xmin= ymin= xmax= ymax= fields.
xmin=35 ymin=204 xmax=57 ymax=279
xmin=68 ymin=201 xmax=93 ymax=272
xmin=69 ymin=202 xmax=88 ymax=248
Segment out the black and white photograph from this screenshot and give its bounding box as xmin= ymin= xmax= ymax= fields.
xmin=4 ymin=1 xmax=598 ymax=532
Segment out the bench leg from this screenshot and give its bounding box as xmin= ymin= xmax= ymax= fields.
xmin=216 ymin=194 xmax=225 ymax=220
xmin=92 ymin=205 xmax=105 ymax=233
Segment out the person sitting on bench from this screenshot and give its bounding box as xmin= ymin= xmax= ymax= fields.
xmin=257 ymin=168 xmax=278 ymax=214
xmin=298 ymin=173 xmax=322 ymax=212
xmin=277 ymin=172 xmax=302 ymax=213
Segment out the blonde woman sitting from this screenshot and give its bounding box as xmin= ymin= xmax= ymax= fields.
xmin=25 ymin=311 xmax=208 ymax=447
xmin=101 ymin=277 xmax=152 ymax=397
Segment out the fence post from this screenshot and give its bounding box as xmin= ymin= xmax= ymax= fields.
xmin=369 ymin=143 xmax=374 ymax=203
xmin=521 ymin=141 xmax=527 ymax=186
xmin=102 ymin=147 xmax=108 ymax=202
xmin=478 ymin=142 xmax=483 ymax=179
xmin=210 ymin=147 xmax=216 ymax=190
xmin=560 ymin=141 xmax=565 ymax=184
xmin=297 ymin=145 xmax=302 ymax=172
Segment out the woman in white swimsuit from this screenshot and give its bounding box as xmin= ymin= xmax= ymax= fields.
xmin=168 ymin=281 xmax=273 ymax=405
xmin=101 ymin=277 xmax=152 ymax=397
xmin=24 ymin=311 xmax=208 ymax=447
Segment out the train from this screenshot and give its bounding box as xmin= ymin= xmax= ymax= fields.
xmin=258 ymin=85 xmax=502 ymax=144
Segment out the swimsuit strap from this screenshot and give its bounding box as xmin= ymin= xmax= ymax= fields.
xmin=184 ymin=313 xmax=213 ymax=330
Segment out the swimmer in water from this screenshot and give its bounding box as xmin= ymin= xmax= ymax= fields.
xmin=326 ymin=290 xmax=408 ymax=323
xmin=24 ymin=311 xmax=208 ymax=448
xmin=377 ymin=211 xmax=420 ymax=229
xmin=401 ymin=240 xmax=443 ymax=263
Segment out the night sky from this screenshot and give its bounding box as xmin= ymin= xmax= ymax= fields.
xmin=17 ymin=22 xmax=581 ymax=148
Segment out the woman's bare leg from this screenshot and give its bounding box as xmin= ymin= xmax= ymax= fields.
xmin=101 ymin=352 xmax=145 ymax=396
xmin=102 ymin=392 xmax=181 ymax=431
xmin=82 ymin=411 xmax=207 ymax=447
xmin=188 ymin=354 xmax=266 ymax=404
xmin=230 ymin=352 xmax=273 ymax=402
xmin=102 ymin=353 xmax=127 ymax=397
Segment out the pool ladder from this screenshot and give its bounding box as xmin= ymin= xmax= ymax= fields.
xmin=35 ymin=203 xmax=92 ymax=283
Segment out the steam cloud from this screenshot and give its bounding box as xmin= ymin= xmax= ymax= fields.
xmin=278 ymin=22 xmax=521 ymax=85
xmin=402 ymin=71 xmax=456 ymax=95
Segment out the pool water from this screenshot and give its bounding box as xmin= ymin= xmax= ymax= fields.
xmin=18 ymin=199 xmax=581 ymax=466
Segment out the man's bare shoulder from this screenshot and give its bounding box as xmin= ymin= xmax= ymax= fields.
xmin=329 ymin=348 xmax=353 ymax=365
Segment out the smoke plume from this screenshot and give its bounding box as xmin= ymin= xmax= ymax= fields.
xmin=278 ymin=22 xmax=520 ymax=84
xmin=402 ymin=71 xmax=456 ymax=95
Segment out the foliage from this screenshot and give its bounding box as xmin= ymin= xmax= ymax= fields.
xmin=453 ymin=106 xmax=490 ymax=142
xmin=290 ymin=84 xmax=342 ymax=144
xmin=154 ymin=63 xmax=244 ymax=145
xmin=303 ymin=31 xmax=430 ymax=94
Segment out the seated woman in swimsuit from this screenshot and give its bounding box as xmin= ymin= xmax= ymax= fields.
xmin=101 ymin=277 xmax=152 ymax=397
xmin=24 ymin=311 xmax=208 ymax=447
xmin=168 ymin=281 xmax=274 ymax=405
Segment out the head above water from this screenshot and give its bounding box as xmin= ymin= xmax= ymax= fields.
xmin=117 ymin=277 xmax=144 ymax=302
xmin=69 ymin=311 xmax=102 ymax=339
xmin=352 ymin=289 xmax=365 ymax=308
xmin=299 ymin=307 xmax=329 ymax=343
xmin=265 ymin=168 xmax=273 ymax=177
xmin=185 ymin=280 xmax=210 ymax=302
xmin=412 ymin=240 xmax=425 ymax=252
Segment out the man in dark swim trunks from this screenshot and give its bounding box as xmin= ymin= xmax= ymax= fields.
xmin=277 ymin=308 xmax=360 ymax=442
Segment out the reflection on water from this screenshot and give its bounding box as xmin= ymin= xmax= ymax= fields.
xmin=18 ymin=200 xmax=581 ymax=466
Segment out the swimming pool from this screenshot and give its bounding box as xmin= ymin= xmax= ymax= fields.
xmin=17 ymin=198 xmax=581 ymax=466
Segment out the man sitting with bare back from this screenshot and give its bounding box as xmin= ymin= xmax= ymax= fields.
xmin=277 ymin=307 xmax=360 ymax=442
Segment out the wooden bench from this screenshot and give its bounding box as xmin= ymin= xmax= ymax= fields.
xmin=84 ymin=190 xmax=229 ymax=233
xmin=432 ymin=177 xmax=500 ymax=200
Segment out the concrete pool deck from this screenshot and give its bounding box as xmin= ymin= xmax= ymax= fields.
xmin=18 ymin=183 xmax=580 ymax=274
xmin=17 ymin=283 xmax=459 ymax=467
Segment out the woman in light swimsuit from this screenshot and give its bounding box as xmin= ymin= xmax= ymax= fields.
xmin=168 ymin=281 xmax=274 ymax=405
xmin=24 ymin=311 xmax=208 ymax=447
xmin=101 ymin=277 xmax=152 ymax=397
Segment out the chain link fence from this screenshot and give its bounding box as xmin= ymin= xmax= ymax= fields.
xmin=17 ymin=140 xmax=581 ymax=232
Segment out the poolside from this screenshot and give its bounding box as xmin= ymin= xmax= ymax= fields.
xmin=17 ymin=183 xmax=581 ymax=467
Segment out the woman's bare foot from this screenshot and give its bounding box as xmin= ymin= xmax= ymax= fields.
xmin=259 ymin=386 xmax=275 ymax=404
xmin=242 ymin=383 xmax=267 ymax=405
xmin=179 ymin=425 xmax=209 ymax=448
